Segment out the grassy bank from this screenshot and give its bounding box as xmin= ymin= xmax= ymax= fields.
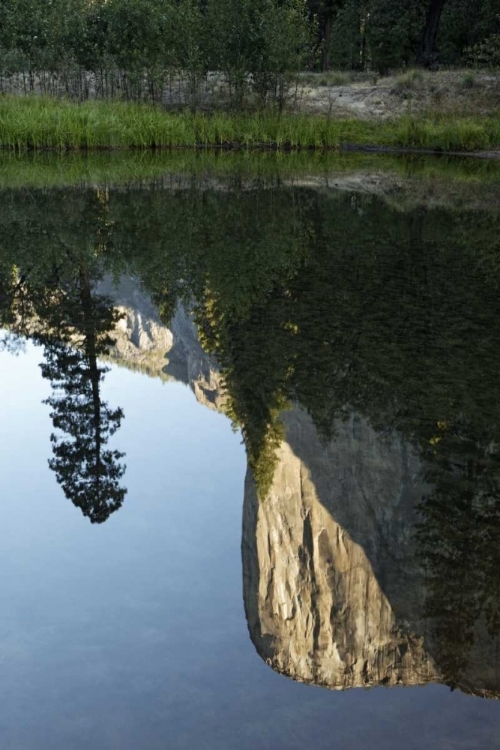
xmin=1 ymin=96 xmax=500 ymax=153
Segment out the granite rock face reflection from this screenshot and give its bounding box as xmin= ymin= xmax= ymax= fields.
xmin=101 ymin=275 xmax=226 ymax=412
xmin=242 ymin=408 xmax=500 ymax=698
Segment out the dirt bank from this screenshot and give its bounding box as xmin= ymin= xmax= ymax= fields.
xmin=293 ymin=69 xmax=500 ymax=120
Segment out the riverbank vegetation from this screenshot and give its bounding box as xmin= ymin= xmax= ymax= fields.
xmin=1 ymin=96 xmax=499 ymax=152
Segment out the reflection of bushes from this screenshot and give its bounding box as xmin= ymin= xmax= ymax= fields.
xmin=184 ymin=193 xmax=500 ymax=499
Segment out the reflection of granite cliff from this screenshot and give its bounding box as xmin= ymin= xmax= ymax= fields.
xmin=242 ymin=407 xmax=436 ymax=690
xmin=242 ymin=408 xmax=500 ymax=697
xmin=101 ymin=276 xmax=500 ymax=698
xmin=97 ymin=275 xmax=226 ymax=411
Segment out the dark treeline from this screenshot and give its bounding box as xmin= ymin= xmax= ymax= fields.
xmin=0 ymin=0 xmax=498 ymax=106
xmin=322 ymin=0 xmax=499 ymax=72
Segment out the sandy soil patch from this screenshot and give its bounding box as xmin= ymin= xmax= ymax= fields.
xmin=292 ymin=69 xmax=500 ymax=119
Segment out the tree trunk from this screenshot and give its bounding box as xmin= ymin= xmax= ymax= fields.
xmin=79 ymin=261 xmax=102 ymax=493
xmin=322 ymin=13 xmax=332 ymax=72
xmin=416 ymin=0 xmax=447 ymax=69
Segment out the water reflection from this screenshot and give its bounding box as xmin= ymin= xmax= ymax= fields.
xmin=1 ymin=177 xmax=500 ymax=695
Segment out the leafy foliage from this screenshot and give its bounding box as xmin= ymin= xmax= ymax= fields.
xmin=0 ymin=0 xmax=312 ymax=106
xmin=468 ymin=33 xmax=500 ymax=69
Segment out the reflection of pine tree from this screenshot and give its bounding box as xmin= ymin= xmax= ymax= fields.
xmin=36 ymin=256 xmax=126 ymax=524
xmin=42 ymin=342 xmax=126 ymax=524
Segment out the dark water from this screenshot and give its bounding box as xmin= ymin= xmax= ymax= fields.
xmin=1 ymin=167 xmax=500 ymax=748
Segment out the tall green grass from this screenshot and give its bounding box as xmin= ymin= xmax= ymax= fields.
xmin=0 ymin=96 xmax=499 ymax=152
xmin=396 ymin=115 xmax=500 ymax=152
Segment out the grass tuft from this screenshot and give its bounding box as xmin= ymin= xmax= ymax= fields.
xmin=461 ymin=72 xmax=477 ymax=89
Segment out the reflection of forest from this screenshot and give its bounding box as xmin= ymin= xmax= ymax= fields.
xmin=1 ymin=182 xmax=500 ymax=690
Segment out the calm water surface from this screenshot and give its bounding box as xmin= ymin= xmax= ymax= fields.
xmin=1 ymin=160 xmax=500 ymax=748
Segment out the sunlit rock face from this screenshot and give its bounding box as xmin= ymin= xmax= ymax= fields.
xmin=242 ymin=408 xmax=500 ymax=696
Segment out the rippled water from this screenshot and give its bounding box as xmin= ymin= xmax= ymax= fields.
xmin=1 ymin=158 xmax=500 ymax=748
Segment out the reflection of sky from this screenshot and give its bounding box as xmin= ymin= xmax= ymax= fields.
xmin=0 ymin=342 xmax=499 ymax=750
